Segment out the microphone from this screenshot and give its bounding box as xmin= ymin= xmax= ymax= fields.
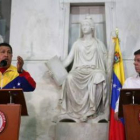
xmin=0 ymin=60 xmax=7 ymax=67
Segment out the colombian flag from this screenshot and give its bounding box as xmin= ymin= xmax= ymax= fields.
xmin=109 ymin=37 xmax=126 ymax=140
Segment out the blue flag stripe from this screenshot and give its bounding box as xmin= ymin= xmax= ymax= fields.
xmin=111 ymin=72 xmax=122 ymax=110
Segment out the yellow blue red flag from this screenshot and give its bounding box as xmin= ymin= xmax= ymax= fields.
xmin=109 ymin=37 xmax=126 ymax=140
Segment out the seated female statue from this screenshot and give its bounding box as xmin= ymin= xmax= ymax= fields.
xmin=59 ymin=17 xmax=110 ymax=122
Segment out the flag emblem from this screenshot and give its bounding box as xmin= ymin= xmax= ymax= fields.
xmin=114 ymin=51 xmax=120 ymax=63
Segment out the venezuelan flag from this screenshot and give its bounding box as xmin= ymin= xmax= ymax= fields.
xmin=109 ymin=37 xmax=126 ymax=140
xmin=0 ymin=65 xmax=36 ymax=92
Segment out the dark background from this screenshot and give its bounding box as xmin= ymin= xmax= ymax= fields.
xmin=0 ymin=0 xmax=11 ymax=42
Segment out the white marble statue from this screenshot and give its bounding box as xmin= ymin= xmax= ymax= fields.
xmin=56 ymin=16 xmax=115 ymax=123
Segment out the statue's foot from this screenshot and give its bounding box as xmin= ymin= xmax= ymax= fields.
xmin=52 ymin=113 xmax=80 ymax=123
xmin=87 ymin=113 xmax=109 ymax=123
xmin=79 ymin=116 xmax=88 ymax=122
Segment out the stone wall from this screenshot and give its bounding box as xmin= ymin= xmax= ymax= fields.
xmin=9 ymin=0 xmax=140 ymax=139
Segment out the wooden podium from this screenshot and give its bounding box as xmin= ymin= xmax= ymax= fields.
xmin=0 ymin=89 xmax=28 ymax=140
xmin=118 ymin=89 xmax=140 ymax=140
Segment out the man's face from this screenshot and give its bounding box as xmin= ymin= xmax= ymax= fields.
xmin=0 ymin=46 xmax=12 ymax=68
xmin=134 ymin=54 xmax=140 ymax=73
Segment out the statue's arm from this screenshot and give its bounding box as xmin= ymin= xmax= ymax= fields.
xmin=107 ymin=38 xmax=115 ymax=77
xmin=106 ymin=38 xmax=115 ymax=96
xmin=62 ymin=43 xmax=75 ymax=68
xmin=106 ymin=32 xmax=117 ymax=77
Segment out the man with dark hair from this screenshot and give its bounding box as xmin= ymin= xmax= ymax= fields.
xmin=115 ymin=49 xmax=140 ymax=120
xmin=0 ymin=42 xmax=13 ymax=53
xmin=134 ymin=49 xmax=140 ymax=56
xmin=0 ymin=42 xmax=36 ymax=91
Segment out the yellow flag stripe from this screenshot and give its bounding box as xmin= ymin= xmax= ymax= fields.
xmin=113 ymin=37 xmax=125 ymax=85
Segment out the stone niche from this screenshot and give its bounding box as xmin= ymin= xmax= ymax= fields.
xmin=60 ymin=1 xmax=116 ymax=59
xmin=54 ymin=1 xmax=115 ymax=140
xmin=68 ymin=3 xmax=106 ymax=52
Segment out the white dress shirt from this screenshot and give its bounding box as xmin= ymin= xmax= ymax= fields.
xmin=115 ymin=74 xmax=140 ymax=112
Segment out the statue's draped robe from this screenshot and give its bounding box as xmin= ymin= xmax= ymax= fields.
xmin=61 ymin=38 xmax=108 ymax=120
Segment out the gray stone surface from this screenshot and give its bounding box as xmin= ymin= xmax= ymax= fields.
xmin=55 ymin=123 xmax=108 ymax=140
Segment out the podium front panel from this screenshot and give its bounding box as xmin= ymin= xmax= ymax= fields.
xmin=123 ymin=105 xmax=140 ymax=140
xmin=0 ymin=104 xmax=21 ymax=140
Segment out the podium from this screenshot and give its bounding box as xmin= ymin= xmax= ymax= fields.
xmin=118 ymin=89 xmax=140 ymax=140
xmin=0 ymin=89 xmax=28 ymax=140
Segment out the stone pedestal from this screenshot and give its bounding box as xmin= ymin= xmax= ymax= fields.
xmin=55 ymin=123 xmax=109 ymax=140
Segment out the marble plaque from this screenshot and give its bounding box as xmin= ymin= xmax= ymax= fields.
xmin=46 ymin=56 xmax=68 ymax=86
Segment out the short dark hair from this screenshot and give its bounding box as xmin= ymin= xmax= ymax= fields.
xmin=0 ymin=42 xmax=13 ymax=53
xmin=134 ymin=49 xmax=140 ymax=55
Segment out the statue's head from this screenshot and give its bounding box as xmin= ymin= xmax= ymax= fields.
xmin=80 ymin=16 xmax=95 ymax=38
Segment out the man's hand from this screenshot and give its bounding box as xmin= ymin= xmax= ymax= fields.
xmin=17 ymin=56 xmax=24 ymax=73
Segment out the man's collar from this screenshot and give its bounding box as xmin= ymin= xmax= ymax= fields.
xmin=0 ymin=67 xmax=8 ymax=74
xmin=136 ymin=73 xmax=140 ymax=78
